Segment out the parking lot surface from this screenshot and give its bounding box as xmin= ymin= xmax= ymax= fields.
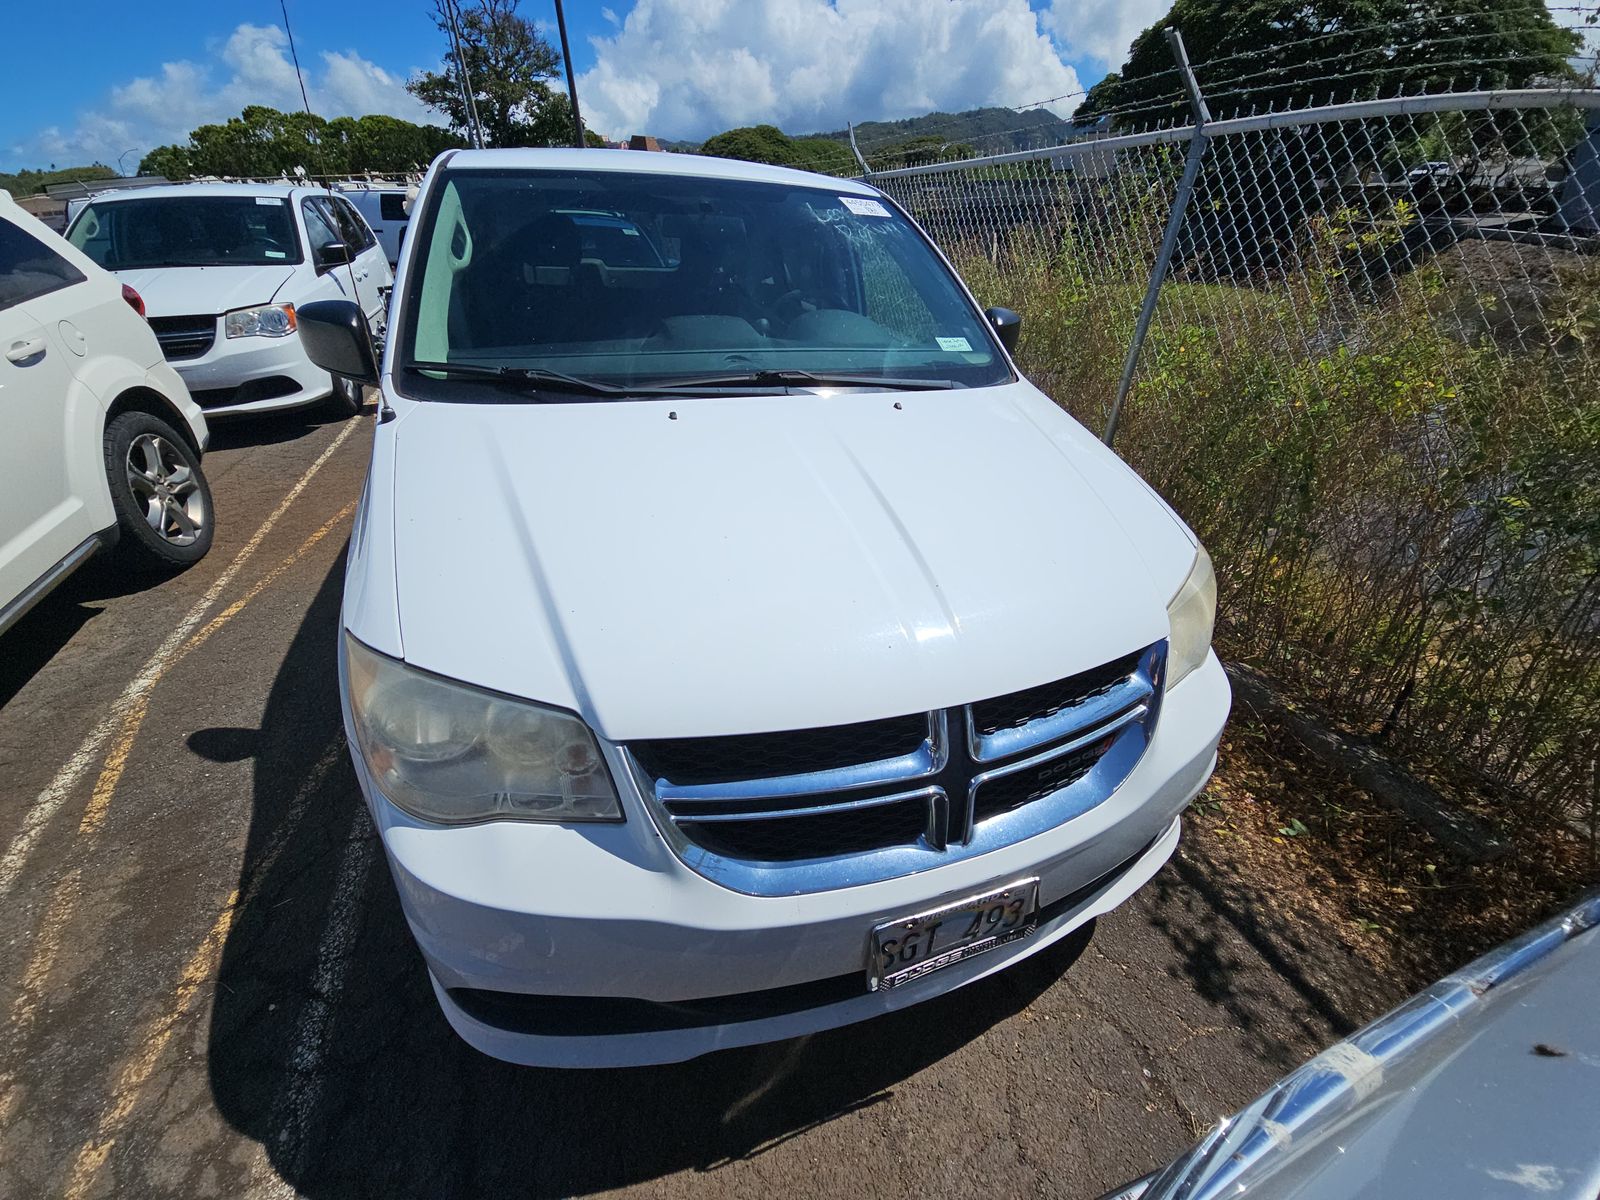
xmin=0 ymin=404 xmax=1371 ymax=1199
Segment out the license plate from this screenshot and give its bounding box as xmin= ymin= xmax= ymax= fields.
xmin=869 ymin=878 xmax=1040 ymax=991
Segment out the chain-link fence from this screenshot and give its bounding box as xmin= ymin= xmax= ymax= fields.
xmin=840 ymin=50 xmax=1600 ymax=836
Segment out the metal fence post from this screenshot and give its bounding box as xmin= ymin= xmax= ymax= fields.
xmin=1103 ymin=28 xmax=1212 ymax=447
xmin=848 ymin=122 xmax=872 ymax=178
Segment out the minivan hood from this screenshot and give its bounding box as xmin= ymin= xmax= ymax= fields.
xmin=386 ymin=383 xmax=1195 ymax=742
xmin=113 ymin=263 xmax=297 ymax=318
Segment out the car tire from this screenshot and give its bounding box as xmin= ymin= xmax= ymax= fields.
xmin=325 ymin=373 xmax=364 ymax=419
xmin=103 ymin=411 xmax=215 ymax=572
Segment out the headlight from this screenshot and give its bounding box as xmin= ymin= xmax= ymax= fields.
xmin=225 ymin=303 xmax=296 ymax=339
xmin=343 ymin=635 xmax=622 ymax=824
xmin=1166 ymin=545 xmax=1217 ymax=688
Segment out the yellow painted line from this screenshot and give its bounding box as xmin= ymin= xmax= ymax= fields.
xmin=62 ymin=889 xmax=239 ymax=1200
xmin=75 ymin=500 xmax=354 ymax=838
xmin=47 ymin=743 xmax=345 ymax=1197
xmin=0 ymin=417 xmax=364 ymax=899
xmin=6 ymin=866 xmax=82 ymax=1039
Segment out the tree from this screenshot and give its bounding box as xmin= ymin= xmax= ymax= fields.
xmin=1081 ymin=0 xmax=1582 ymax=129
xmin=698 ymin=125 xmax=855 ymax=174
xmin=137 ymin=107 xmax=463 ymax=179
xmin=408 ymin=0 xmax=589 ymax=147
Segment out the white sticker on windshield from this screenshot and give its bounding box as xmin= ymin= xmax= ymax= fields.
xmin=255 ymin=196 xmax=279 ymax=205
xmin=937 ymin=336 xmax=972 ymax=352
xmin=264 ymin=249 xmax=287 ymax=258
xmin=841 ymin=196 xmax=891 ymax=218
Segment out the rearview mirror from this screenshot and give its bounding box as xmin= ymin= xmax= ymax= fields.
xmin=314 ymin=241 xmax=352 ymax=272
xmin=985 ymin=306 xmax=1022 ymax=354
xmin=298 ymin=300 xmax=378 ymax=384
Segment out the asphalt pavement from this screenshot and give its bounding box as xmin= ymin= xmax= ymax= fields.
xmin=0 ymin=399 xmax=1368 ymax=1199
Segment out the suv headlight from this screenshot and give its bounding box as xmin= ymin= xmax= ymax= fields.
xmin=1166 ymin=546 xmax=1217 ymax=688
xmin=344 ymin=635 xmax=622 ymax=824
xmin=225 ymin=303 xmax=296 ymax=339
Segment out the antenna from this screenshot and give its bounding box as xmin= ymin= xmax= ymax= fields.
xmin=278 ymin=0 xmax=314 ymax=117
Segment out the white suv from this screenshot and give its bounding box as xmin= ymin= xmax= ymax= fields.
xmin=0 ymin=192 xmax=213 ymax=635
xmin=301 ymin=149 xmax=1230 ymax=1068
xmin=65 ymin=183 xmax=392 ymax=420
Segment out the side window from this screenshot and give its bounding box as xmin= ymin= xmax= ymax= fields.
xmin=0 ymin=217 xmax=87 ymax=312
xmin=379 ymin=193 xmax=409 ymax=223
xmin=334 ymin=198 xmax=376 ymax=251
xmin=301 ymin=199 xmax=341 ymax=252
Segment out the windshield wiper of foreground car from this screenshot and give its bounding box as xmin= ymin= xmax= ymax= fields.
xmin=639 ymin=369 xmax=958 ymax=392
xmin=405 ymin=360 xmax=634 ymax=398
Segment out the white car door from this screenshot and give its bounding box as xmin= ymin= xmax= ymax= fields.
xmin=0 ymin=213 xmax=95 ymax=612
xmin=302 ymin=196 xmax=383 ymax=332
xmin=328 ymin=195 xmax=391 ymax=331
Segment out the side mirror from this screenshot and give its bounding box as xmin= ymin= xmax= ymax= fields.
xmin=985 ymin=306 xmax=1021 ymax=354
xmin=298 ymin=299 xmax=378 ymax=384
xmin=314 ymin=241 xmax=352 ymax=272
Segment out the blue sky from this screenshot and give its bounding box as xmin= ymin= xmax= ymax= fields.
xmin=1 ymin=0 xmax=1161 ymax=173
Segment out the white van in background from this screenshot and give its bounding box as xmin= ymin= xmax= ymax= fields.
xmin=66 ymin=183 xmax=392 ymax=419
xmin=338 ymin=184 xmax=411 ymax=269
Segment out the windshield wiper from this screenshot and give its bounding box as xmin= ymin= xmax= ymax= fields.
xmin=405 ymin=360 xmax=629 ymax=397
xmin=638 ymin=369 xmax=957 ymax=392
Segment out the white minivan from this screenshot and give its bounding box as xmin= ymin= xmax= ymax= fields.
xmin=299 ymin=149 xmax=1230 ymax=1068
xmin=65 ymin=183 xmax=392 ymax=419
xmin=1 ymin=191 xmax=213 ymax=635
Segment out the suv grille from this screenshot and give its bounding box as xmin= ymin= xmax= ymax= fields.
xmin=627 ymin=642 xmax=1166 ymax=895
xmin=630 ymin=714 xmax=926 ymax=786
xmin=148 ymin=315 xmax=216 ymax=361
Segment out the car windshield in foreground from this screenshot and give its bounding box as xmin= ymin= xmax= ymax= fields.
xmin=398 ymin=166 xmax=1011 ymax=401
xmin=68 ymin=196 xmax=302 ymax=269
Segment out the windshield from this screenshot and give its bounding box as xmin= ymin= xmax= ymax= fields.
xmin=399 ymin=167 xmax=1011 ymax=397
xmin=68 ymin=196 xmax=302 ymax=269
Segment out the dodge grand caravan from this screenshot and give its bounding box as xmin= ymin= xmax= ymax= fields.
xmin=298 ymin=148 xmax=1231 ymax=1067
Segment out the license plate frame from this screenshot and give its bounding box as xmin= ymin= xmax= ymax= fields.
xmin=868 ymin=877 xmax=1040 ymax=991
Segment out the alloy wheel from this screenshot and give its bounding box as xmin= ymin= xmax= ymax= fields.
xmin=125 ymin=433 xmax=207 ymax=547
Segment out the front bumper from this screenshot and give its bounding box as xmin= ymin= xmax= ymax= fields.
xmin=169 ymin=330 xmax=331 ymax=416
xmin=345 ymin=651 xmax=1231 ymax=1067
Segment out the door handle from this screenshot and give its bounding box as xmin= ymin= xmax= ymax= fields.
xmin=5 ymin=336 xmax=47 ymax=363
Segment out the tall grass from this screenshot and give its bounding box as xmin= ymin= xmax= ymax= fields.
xmin=955 ymin=226 xmax=1600 ymax=834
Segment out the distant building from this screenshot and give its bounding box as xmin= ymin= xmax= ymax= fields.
xmin=628 ymin=135 xmax=663 ymax=152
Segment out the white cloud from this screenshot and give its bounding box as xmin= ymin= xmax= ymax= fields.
xmin=577 ymin=0 xmax=1083 ymax=143
xmin=8 ymin=23 xmax=440 ymax=170
xmin=602 ymin=7 xmax=620 ymax=26
xmin=1041 ymin=0 xmax=1172 ymax=69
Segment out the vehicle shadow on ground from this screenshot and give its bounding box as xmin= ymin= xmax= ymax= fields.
xmin=203 ymin=399 xmax=370 ymax=452
xmin=0 ymin=554 xmax=191 ymax=708
xmin=1139 ymin=850 xmax=1373 ymax=1068
xmin=206 ymin=561 xmax=1096 ymax=1198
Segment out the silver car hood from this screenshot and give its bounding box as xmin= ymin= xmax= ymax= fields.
xmin=1120 ymin=894 xmax=1600 ymax=1200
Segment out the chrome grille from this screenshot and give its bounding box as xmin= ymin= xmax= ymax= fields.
xmin=148 ymin=315 xmax=216 ymax=361
xmin=626 ymin=642 xmax=1166 ymax=896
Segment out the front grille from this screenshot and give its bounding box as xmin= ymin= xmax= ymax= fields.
xmin=973 ymin=738 xmax=1113 ymax=824
xmin=148 ymin=315 xmax=216 ymax=361
xmin=681 ymin=797 xmax=931 ymax=862
xmin=971 ymin=650 xmax=1143 ymax=736
xmin=628 ymin=642 xmax=1166 ymax=896
xmin=631 ymin=713 xmax=926 ymax=785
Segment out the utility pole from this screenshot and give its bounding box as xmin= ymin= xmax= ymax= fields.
xmin=552 ymin=0 xmax=585 ymax=147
